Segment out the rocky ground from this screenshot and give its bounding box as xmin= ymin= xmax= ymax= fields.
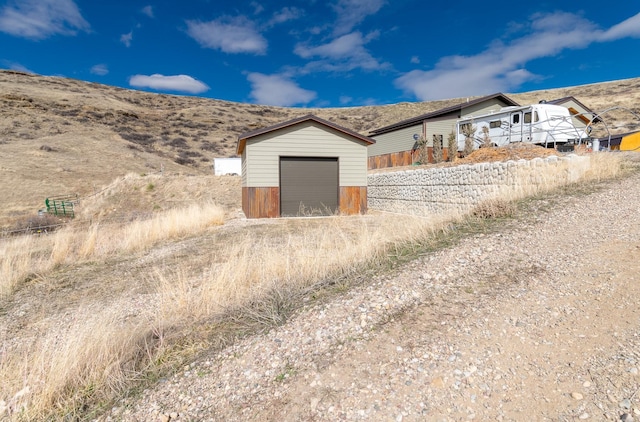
xmin=101 ymin=167 xmax=640 ymax=422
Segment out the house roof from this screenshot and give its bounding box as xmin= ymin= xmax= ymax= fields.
xmin=547 ymin=96 xmax=602 ymax=123
xmin=369 ymin=93 xmax=519 ymax=136
xmin=236 ymin=114 xmax=375 ymax=154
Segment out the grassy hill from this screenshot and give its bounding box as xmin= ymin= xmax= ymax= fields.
xmin=1 ymin=69 xmax=639 ymax=226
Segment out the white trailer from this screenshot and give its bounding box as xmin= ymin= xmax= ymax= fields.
xmin=456 ymin=103 xmax=589 ymax=151
xmin=213 ymin=157 xmax=241 ymax=176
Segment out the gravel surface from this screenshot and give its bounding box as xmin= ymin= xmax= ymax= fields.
xmin=102 ymin=169 xmax=640 ymax=422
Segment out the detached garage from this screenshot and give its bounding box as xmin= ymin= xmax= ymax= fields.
xmin=237 ymin=115 xmax=375 ymax=218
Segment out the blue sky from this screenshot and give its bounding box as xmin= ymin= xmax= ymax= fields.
xmin=1 ymin=0 xmax=639 ymax=107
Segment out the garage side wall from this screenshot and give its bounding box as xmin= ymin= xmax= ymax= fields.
xmin=460 ymin=98 xmax=507 ymax=118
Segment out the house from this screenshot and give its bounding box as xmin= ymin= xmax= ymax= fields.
xmin=237 ymin=114 xmax=374 ymax=218
xmin=367 ymin=93 xmax=601 ymax=170
xmin=367 ymin=93 xmax=519 ymax=169
xmin=546 ymin=96 xmax=601 ymax=130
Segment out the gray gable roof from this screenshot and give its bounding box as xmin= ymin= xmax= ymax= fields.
xmin=370 ymin=93 xmax=519 ymax=136
xmin=547 ymin=96 xmax=602 ymax=123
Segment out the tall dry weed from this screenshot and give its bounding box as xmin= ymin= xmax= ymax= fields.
xmin=1 ymin=307 xmax=161 ymax=420
xmin=0 ymin=202 xmax=225 ymax=298
xmin=584 ymin=152 xmax=623 ymax=181
xmin=156 ymin=214 xmax=445 ymax=327
xmin=0 ymin=236 xmax=39 ymax=297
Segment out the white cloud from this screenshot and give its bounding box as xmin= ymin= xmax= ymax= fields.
xmin=599 ymin=12 xmax=640 ymax=41
xmin=410 ymin=56 xmax=420 ymax=64
xmin=332 ymin=0 xmax=385 ymax=36
xmin=120 ymin=31 xmax=133 ymax=47
xmin=267 ymin=7 xmax=303 ymax=26
xmin=1 ymin=60 xmax=35 ymax=73
xmin=247 ymin=73 xmax=316 ymax=106
xmin=90 ymin=64 xmax=108 ymax=76
xmin=250 ymin=1 xmax=264 ymax=15
xmin=295 ymin=31 xmax=388 ymax=72
xmin=0 ymin=0 xmax=89 ymax=40
xmin=394 ymin=11 xmax=638 ymax=101
xmin=339 ymin=95 xmax=353 ymax=105
xmin=129 ymin=74 xmax=209 ymax=94
xmin=186 ymin=16 xmax=267 ymax=54
xmin=141 ymin=5 xmax=154 ymax=18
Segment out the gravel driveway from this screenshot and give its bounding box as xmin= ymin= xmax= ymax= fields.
xmin=104 ymin=166 xmax=640 ymax=422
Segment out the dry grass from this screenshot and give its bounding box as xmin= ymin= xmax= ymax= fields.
xmin=0 ymin=201 xmax=225 ymax=298
xmin=1 ymin=212 xmax=452 ymax=420
xmin=0 ymin=153 xmax=626 ymax=420
xmin=584 ymin=151 xmax=624 ymax=181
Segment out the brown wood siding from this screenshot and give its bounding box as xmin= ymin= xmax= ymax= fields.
xmin=425 ymin=147 xmax=451 ymax=164
xmin=368 ymin=150 xmax=416 ymax=169
xmin=339 ymin=186 xmax=367 ymax=215
xmin=242 ymin=186 xmax=280 ymax=218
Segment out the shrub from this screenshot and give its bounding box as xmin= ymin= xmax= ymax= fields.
xmin=447 ymin=131 xmax=457 ymax=162
xmin=175 ymin=156 xmax=195 ymax=166
xmin=471 ymin=198 xmax=516 ymax=219
xmin=481 ymin=126 xmax=492 ymax=148
xmin=461 ymin=123 xmax=476 ymax=157
xmin=416 ymin=135 xmax=429 ymax=164
xmin=432 ymin=135 xmax=443 ymax=163
xmin=166 ymin=137 xmax=187 ymax=148
xmin=119 ymin=131 xmax=155 ymax=146
xmin=12 ymin=213 xmax=63 ymax=234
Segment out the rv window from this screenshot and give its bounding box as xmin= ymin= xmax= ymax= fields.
xmin=512 ymin=114 xmax=520 ymax=124
xmin=489 ymin=120 xmax=501 ymax=129
xmin=534 ymin=111 xmax=539 ymax=122
xmin=524 ymin=112 xmax=532 ymax=123
xmin=459 ymin=123 xmax=472 ymax=134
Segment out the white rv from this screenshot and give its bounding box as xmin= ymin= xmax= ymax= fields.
xmin=456 ymin=103 xmax=589 ymax=151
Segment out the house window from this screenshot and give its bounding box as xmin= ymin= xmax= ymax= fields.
xmin=489 ymin=120 xmax=501 ymax=129
xmin=524 ymin=112 xmax=532 ymax=123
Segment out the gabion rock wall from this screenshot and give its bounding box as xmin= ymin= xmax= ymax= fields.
xmin=367 ymin=155 xmax=591 ymax=216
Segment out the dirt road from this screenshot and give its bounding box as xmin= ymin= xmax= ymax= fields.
xmin=108 ymin=169 xmax=640 ymax=422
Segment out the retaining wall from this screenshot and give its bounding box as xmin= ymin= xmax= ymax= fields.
xmin=367 ymin=155 xmax=591 ymax=216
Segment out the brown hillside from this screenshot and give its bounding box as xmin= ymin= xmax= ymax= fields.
xmin=1 ymin=70 xmax=639 ymax=225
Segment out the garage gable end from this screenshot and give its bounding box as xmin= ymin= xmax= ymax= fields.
xmin=237 ymin=114 xmax=375 ymax=154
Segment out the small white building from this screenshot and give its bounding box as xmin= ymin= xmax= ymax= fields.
xmin=213 ymin=157 xmax=241 ymax=176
